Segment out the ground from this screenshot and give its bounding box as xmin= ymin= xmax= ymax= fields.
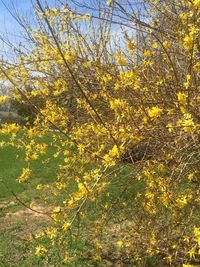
xmin=0 ymin=135 xmax=58 ymax=266
xmin=0 ymin=135 xmax=163 ymax=267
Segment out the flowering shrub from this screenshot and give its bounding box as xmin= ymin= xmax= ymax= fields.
xmin=0 ymin=0 xmax=199 ymax=266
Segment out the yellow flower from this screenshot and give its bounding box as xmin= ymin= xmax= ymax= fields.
xmin=95 ymin=242 xmax=103 ymax=249
xmin=167 ymin=123 xmax=173 ymax=133
xmin=164 ymin=255 xmax=172 ymax=264
xmin=163 ymin=40 xmax=171 ymax=49
xmin=188 ymin=247 xmax=196 ymax=258
xmin=0 ymin=141 xmax=5 ymax=147
xmin=180 ymin=12 xmax=188 ymax=20
xmin=107 ymin=0 xmax=113 ymax=5
xmin=35 ymin=245 xmax=48 ymax=256
xmin=194 ymin=227 xmax=200 ymax=246
xmin=109 ymin=145 xmax=120 ymax=158
xmin=35 ymin=231 xmax=45 ymax=239
xmin=46 ymin=228 xmax=58 ymax=239
xmin=110 ymin=98 xmax=126 ymax=110
xmin=116 ymin=240 xmax=123 ymax=248
xmin=0 ymin=123 xmax=20 ymax=135
xmin=63 ymin=253 xmax=71 ymax=264
xmin=116 ymin=53 xmax=127 ymax=65
xmin=144 ymin=49 xmax=151 ymax=57
xmin=183 ymin=33 xmax=195 ymax=51
xmin=77 ymin=144 xmax=85 ymax=154
xmin=147 ymin=106 xmax=163 ymax=119
xmin=127 ymin=40 xmax=135 ymax=51
xmin=188 ymin=173 xmax=195 ymax=181
xmin=102 ymin=74 xmax=112 ymax=84
xmin=103 ymin=154 xmax=115 ymax=167
xmin=30 ymin=153 xmax=38 ymax=161
xmin=83 ymin=61 xmax=92 ymax=67
xmin=36 ymin=184 xmax=43 ymax=190
xmin=184 ymin=74 xmax=191 ymax=89
xmin=152 ymin=41 xmax=158 ymax=49
xmin=177 ymin=113 xmax=195 ymax=132
xmin=18 ymin=168 xmax=32 ymax=183
xmin=177 ymin=92 xmax=187 ymax=105
xmin=0 ymin=95 xmax=9 ymax=105
xmin=176 ymin=196 xmax=187 ymax=208
xmin=193 ymin=0 xmax=200 ymax=8
xmin=53 ymin=206 xmax=61 ymax=213
xmin=92 ymin=254 xmax=101 ymax=261
xmin=150 ymin=233 xmax=157 ymax=245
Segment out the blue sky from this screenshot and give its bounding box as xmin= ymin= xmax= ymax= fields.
xmin=0 ymin=1 xmax=32 ymax=34
xmin=0 ymin=1 xmax=135 ymax=58
xmin=0 ymin=0 xmax=33 ymax=57
xmin=0 ymin=0 xmax=57 ymax=58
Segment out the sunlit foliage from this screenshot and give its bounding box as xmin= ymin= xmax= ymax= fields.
xmin=0 ymin=0 xmax=199 ymax=266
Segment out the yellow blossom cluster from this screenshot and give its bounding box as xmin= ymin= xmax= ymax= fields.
xmin=0 ymin=0 xmax=199 ymax=265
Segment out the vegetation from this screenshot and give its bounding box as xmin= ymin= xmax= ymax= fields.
xmin=0 ymin=135 xmax=55 ymax=266
xmin=0 ymin=0 xmax=199 ymax=266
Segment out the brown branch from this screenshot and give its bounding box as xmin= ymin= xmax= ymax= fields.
xmin=0 ymin=179 xmax=52 ymax=219
xmin=36 ymin=0 xmax=119 ymax=148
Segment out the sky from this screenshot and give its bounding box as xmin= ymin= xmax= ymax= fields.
xmin=0 ymin=0 xmax=32 ymax=57
xmin=0 ymin=0 xmax=56 ymax=58
xmin=0 ymin=0 xmax=59 ymax=34
xmin=0 ymin=0 xmax=32 ymax=34
xmin=0 ymin=0 xmax=136 ymax=59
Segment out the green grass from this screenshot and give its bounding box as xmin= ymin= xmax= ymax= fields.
xmin=0 ymin=134 xmax=62 ymax=266
xmin=0 ymin=134 xmax=60 ymax=201
xmin=0 ymin=222 xmax=47 ymax=267
xmin=0 ymin=145 xmax=25 ymax=199
xmin=0 ymin=134 xmax=149 ymax=266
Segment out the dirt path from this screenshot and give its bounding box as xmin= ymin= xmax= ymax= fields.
xmin=0 ymin=201 xmax=52 ymax=238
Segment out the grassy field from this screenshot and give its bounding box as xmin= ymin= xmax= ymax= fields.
xmin=0 ymin=135 xmax=61 ymax=267
xmin=0 ymin=135 xmax=149 ymax=267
